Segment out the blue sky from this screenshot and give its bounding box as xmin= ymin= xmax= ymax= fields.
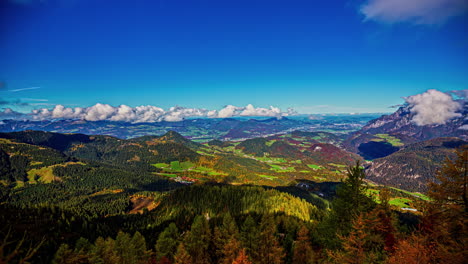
xmin=1 ymin=0 xmax=467 ymax=114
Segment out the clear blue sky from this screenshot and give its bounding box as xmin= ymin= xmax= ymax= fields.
xmin=1 ymin=0 xmax=467 ymax=114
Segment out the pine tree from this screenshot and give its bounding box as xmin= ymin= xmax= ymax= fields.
xmin=155 ymin=223 xmax=180 ymax=261
xmin=219 ymin=237 xmax=242 ymax=264
xmin=52 ymin=244 xmax=74 ymax=264
xmin=429 ymin=146 xmax=467 ymax=212
xmin=387 ymin=233 xmax=433 ymax=264
xmin=185 ymin=215 xmax=211 ymax=264
xmin=214 ymin=212 xmax=240 ymax=262
xmin=292 ymin=225 xmax=314 ymax=264
xmin=174 ymin=243 xmax=192 ymax=264
xmin=131 ymin=231 xmax=150 ymax=263
xmin=115 ymin=231 xmax=134 ymax=264
xmin=318 ymin=161 xmax=375 ymax=249
xmin=332 ymin=211 xmax=384 ymax=264
xmin=240 ymin=215 xmax=260 ymax=261
xmin=257 ymin=215 xmax=285 ymax=264
xmin=91 ymin=237 xmax=120 ymax=264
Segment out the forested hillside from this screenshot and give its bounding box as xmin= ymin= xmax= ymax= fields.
xmin=1 ymin=130 xmax=466 ymax=263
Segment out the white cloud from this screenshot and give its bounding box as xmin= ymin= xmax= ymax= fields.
xmin=4 ymin=103 xmax=295 ymax=123
xmin=9 ymin=87 xmax=41 ymax=92
xmin=217 ymin=105 xmax=243 ymax=118
xmin=405 ymin=89 xmax=462 ymax=126
xmin=360 ymin=0 xmax=468 ymax=25
xmin=0 ymin=108 xmax=26 ymax=119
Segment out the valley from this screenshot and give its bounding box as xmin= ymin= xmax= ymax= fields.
xmin=0 ymin=110 xmax=466 ymax=264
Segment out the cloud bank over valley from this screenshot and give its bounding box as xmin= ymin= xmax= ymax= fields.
xmin=0 ymin=103 xmax=297 ymax=123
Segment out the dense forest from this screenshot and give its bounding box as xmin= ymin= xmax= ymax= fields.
xmin=0 ymin=131 xmax=466 ymax=263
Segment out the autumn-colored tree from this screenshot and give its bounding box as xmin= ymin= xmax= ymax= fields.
xmin=373 ymin=188 xmax=397 ymax=253
xmin=428 ymin=146 xmax=467 ymax=213
xmin=214 ymin=212 xmax=240 ymax=262
xmin=387 ymin=233 xmax=433 ymax=264
xmin=331 ymin=211 xmax=385 ymax=264
xmin=232 ymin=249 xmax=252 ymax=264
xmin=292 ymin=225 xmax=314 ymax=264
xmin=174 ymin=243 xmax=192 ymax=264
xmin=423 ymin=146 xmax=468 ymax=262
xmin=257 ymin=215 xmax=285 ymax=264
xmin=219 ymin=237 xmax=242 ymax=264
xmin=157 ymin=256 xmax=172 ymax=264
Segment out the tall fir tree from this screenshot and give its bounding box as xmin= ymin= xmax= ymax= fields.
xmin=174 ymin=242 xmax=192 ymax=264
xmin=240 ymin=215 xmax=260 ymax=261
xmin=257 ymin=215 xmax=285 ymax=264
xmin=292 ymin=225 xmax=314 ymax=264
xmin=155 ymin=223 xmax=180 ymax=261
xmin=184 ymin=215 xmax=212 ymax=264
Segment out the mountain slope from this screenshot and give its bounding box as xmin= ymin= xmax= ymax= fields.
xmin=366 ymin=137 xmax=467 ymax=192
xmin=344 ymin=102 xmax=467 ymax=159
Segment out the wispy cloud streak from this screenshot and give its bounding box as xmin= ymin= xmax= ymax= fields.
xmin=9 ymin=87 xmax=41 ymax=92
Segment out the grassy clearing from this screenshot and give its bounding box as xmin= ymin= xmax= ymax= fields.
xmin=266 ymin=140 xmax=277 ymax=146
xmin=389 ymin=187 xmax=430 ymax=201
xmin=15 ymin=181 xmax=25 ymax=188
xmin=258 ymin=174 xmax=278 ymax=180
xmin=27 ymin=166 xmax=56 ymax=183
xmin=312 ymin=176 xmax=326 ymax=181
xmin=255 ymin=156 xmax=288 ymax=163
xmin=374 ymin=134 xmax=404 ymax=147
xmin=168 ymin=161 xmax=195 ymax=171
xmin=191 ymin=166 xmax=227 ymax=176
xmin=152 ymin=163 xmax=169 ymax=168
xmin=328 ymin=163 xmax=347 ymax=168
xmin=389 ymin=197 xmax=412 ymax=208
xmin=269 ymin=164 xmax=296 ymax=172
xmin=307 ymin=164 xmax=323 ymax=170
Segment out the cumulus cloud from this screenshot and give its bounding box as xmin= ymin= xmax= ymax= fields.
xmin=0 ymin=108 xmax=26 ymax=120
xmin=405 ymin=89 xmax=463 ymax=126
xmin=449 ymin=89 xmax=468 ymax=100
xmin=3 ymin=103 xmax=295 ymax=123
xmin=360 ymin=0 xmax=468 ymax=25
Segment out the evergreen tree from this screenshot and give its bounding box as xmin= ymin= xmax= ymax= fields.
xmin=219 ymin=237 xmax=242 ymax=264
xmin=240 ymin=215 xmax=260 ymax=261
xmin=131 ymin=231 xmax=150 ymax=264
xmin=330 ymin=211 xmax=384 ymax=264
xmin=292 ymin=225 xmax=314 ymax=264
xmin=174 ymin=242 xmax=192 ymax=264
xmin=155 ymin=223 xmax=180 ymax=261
xmin=52 ymin=244 xmax=75 ymax=264
xmin=428 ymin=146 xmax=467 ymax=212
xmin=90 ymin=237 xmax=120 ymax=264
xmin=214 ymin=212 xmax=240 ymax=262
xmin=185 ymin=215 xmax=211 ymax=264
xmin=321 ymin=161 xmax=375 ymax=248
xmin=257 ymin=215 xmax=285 ymax=264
